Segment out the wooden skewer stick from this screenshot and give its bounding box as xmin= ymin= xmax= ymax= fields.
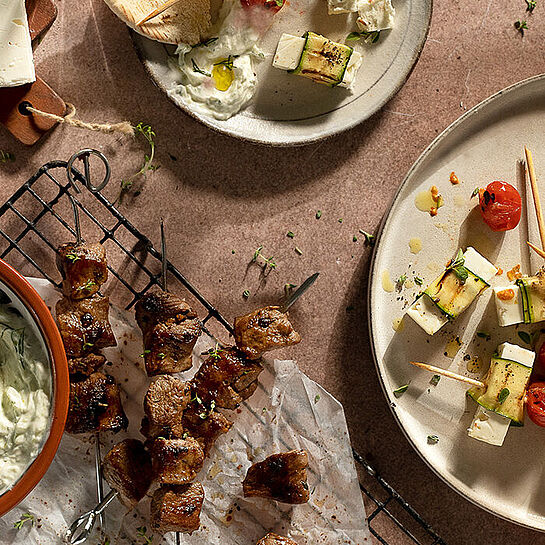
xmin=409 ymin=361 xmax=485 ymax=388
xmin=525 ymin=146 xmax=545 ymax=252
xmin=136 ymin=0 xmax=183 ymax=25
xmin=527 ymin=240 xmax=545 ymax=260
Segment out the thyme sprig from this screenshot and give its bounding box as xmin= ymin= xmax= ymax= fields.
xmin=346 ymin=30 xmax=381 ymax=43
xmin=0 ymin=151 xmax=15 ymax=164
xmin=14 ymin=513 xmax=34 ymax=529
xmin=252 ymin=245 xmax=277 ymax=272
xmin=192 ymin=59 xmax=211 ymax=76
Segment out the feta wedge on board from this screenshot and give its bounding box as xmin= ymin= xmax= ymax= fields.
xmin=328 ymin=0 xmax=358 ymax=15
xmin=0 ymin=0 xmax=36 ymax=88
xmin=406 ymin=247 xmax=497 ymax=335
xmin=494 ymin=285 xmax=524 ymax=327
xmin=273 ymin=33 xmax=363 ymax=89
xmin=356 ymin=0 xmax=395 ymax=32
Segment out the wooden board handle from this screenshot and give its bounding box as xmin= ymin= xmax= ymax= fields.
xmin=27 ymin=0 xmax=57 ymax=42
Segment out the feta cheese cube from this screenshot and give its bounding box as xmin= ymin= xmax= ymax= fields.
xmin=494 ymin=286 xmax=523 ymax=327
xmin=497 ymin=342 xmax=535 ymax=368
xmin=463 ymin=247 xmax=498 ymax=282
xmin=0 ymin=0 xmax=36 ymax=88
xmin=468 ymin=406 xmax=511 ymax=447
xmin=406 ymin=294 xmax=449 ymax=336
xmin=356 ymin=0 xmax=395 ymax=32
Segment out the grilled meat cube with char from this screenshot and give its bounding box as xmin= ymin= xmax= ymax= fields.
xmin=149 ymin=437 xmax=204 ymax=485
xmin=67 ymin=353 xmax=106 ymax=376
xmin=135 ymin=289 xmax=202 ymax=375
xmin=151 ymin=482 xmax=204 ymax=534
xmin=57 ymin=242 xmax=108 ymax=300
xmin=181 ymin=402 xmax=233 ymax=456
xmin=143 ymin=375 xmax=191 ymax=438
xmin=257 ymin=534 xmax=298 ymax=545
xmin=234 ymin=306 xmax=301 ymax=360
xmin=102 ymin=439 xmax=152 ymax=509
xmin=192 ymin=346 xmax=263 ymax=409
xmin=56 ymin=294 xmax=116 ymax=357
xmin=66 ymin=372 xmax=128 ymax=434
xmin=243 ymin=450 xmax=309 ymax=504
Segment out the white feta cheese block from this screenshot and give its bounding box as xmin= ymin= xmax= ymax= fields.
xmin=494 ymin=285 xmax=524 ymax=327
xmin=467 ymin=406 xmax=511 ymax=447
xmin=356 ymin=0 xmax=395 ymax=32
xmin=497 ymin=342 xmax=535 ymax=368
xmin=272 ymin=34 xmax=363 ymax=89
xmin=463 ymin=246 xmax=498 ymax=282
xmin=328 ymin=0 xmax=358 ymax=15
xmin=0 ymin=0 xmax=36 ymax=88
xmin=406 ymin=294 xmax=449 ymax=336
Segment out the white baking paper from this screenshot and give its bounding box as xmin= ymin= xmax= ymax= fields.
xmin=0 ymin=279 xmax=369 ymax=545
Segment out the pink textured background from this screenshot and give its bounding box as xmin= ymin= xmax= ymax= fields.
xmin=1 ymin=1 xmax=545 ymax=543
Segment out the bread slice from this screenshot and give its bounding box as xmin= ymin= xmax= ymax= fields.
xmin=103 ymin=0 xmax=212 ymax=45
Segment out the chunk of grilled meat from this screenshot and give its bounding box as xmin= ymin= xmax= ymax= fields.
xmin=243 ymin=450 xmax=309 ymax=504
xmin=150 ymin=482 xmax=204 ymax=534
xmin=149 ymin=437 xmax=204 ymax=485
xmin=67 ymin=353 xmax=106 ymax=376
xmin=57 ymin=242 xmax=108 ymax=300
xmin=135 ymin=289 xmax=202 ymax=375
xmin=234 ymin=306 xmax=301 ymax=360
xmin=257 ymin=533 xmax=298 ymax=545
xmin=66 ymin=372 xmax=128 ymax=434
xmin=192 ymin=346 xmax=263 ymax=409
xmin=102 ymin=439 xmax=152 ymax=509
xmin=56 ymin=294 xmax=116 ymax=358
xmin=181 ymin=402 xmax=233 ymax=456
xmin=143 ymin=375 xmax=191 ymax=438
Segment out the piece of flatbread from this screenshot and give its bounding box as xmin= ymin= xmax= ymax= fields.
xmin=103 ymin=0 xmax=212 ymax=45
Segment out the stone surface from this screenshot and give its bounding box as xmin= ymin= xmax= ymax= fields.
xmin=1 ymin=1 xmax=545 ymax=543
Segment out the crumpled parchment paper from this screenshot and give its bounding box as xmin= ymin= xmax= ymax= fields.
xmin=0 ymin=278 xmax=369 ymax=545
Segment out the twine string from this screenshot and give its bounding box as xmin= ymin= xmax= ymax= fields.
xmin=26 ymin=103 xmax=135 ymax=137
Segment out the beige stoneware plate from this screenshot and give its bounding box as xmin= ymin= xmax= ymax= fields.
xmin=369 ymin=73 xmax=545 ymax=531
xmin=131 ymin=0 xmax=431 ymax=145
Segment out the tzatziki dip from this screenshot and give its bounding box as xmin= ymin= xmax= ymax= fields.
xmin=0 ymin=302 xmax=51 ymax=495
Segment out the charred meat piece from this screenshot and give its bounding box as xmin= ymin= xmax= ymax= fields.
xmin=57 ymin=242 xmax=108 ymax=300
xmin=67 ymin=353 xmax=106 ymax=376
xmin=234 ymin=306 xmax=301 ymax=360
xmin=151 ymin=482 xmax=204 ymax=534
xmin=135 ymin=289 xmax=202 ymax=375
xmin=66 ymin=372 xmax=128 ymax=434
xmin=150 ymin=437 xmax=204 ymax=485
xmin=102 ymin=439 xmax=152 ymax=509
xmin=257 ymin=534 xmax=298 ymax=545
xmin=181 ymin=402 xmax=233 ymax=456
xmin=243 ymin=450 xmax=309 ymax=504
xmin=192 ymin=346 xmax=263 ymax=409
xmin=56 ymin=294 xmax=116 ymax=357
xmin=143 ymin=375 xmax=191 ymax=438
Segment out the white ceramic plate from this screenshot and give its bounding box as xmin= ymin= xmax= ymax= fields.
xmin=131 ymin=0 xmax=431 ymax=145
xmin=369 ymin=73 xmax=545 ymax=531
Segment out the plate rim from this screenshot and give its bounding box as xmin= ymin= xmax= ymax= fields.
xmin=130 ymin=0 xmax=433 ymax=147
xmin=367 ymin=72 xmax=545 ymax=532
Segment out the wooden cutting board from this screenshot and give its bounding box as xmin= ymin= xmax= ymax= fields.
xmin=0 ymin=0 xmax=65 ymax=145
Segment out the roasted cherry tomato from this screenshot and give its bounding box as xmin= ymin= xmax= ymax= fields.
xmin=477 ymin=181 xmax=521 ymax=232
xmin=526 ymin=381 xmax=545 ymax=427
xmin=240 ymin=0 xmax=284 ymax=11
xmin=533 ymin=341 xmax=545 ymax=381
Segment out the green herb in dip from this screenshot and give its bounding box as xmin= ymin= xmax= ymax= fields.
xmin=0 ymin=304 xmax=51 ymax=495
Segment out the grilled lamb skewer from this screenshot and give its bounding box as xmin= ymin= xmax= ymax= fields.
xmin=135 ymin=289 xmax=202 ymax=376
xmin=102 ymin=439 xmax=153 ymax=509
xmin=150 ymin=482 xmax=204 ymax=534
xmin=141 ymin=375 xmax=191 ymax=438
xmin=243 ymin=450 xmax=310 ymax=504
xmin=149 ymin=437 xmax=205 ymax=485
xmin=67 ymin=353 xmax=106 ymax=376
xmin=257 ymin=533 xmax=298 ymax=545
xmin=234 ymin=306 xmax=301 ymax=360
xmin=56 ymin=293 xmax=116 ymax=358
xmin=66 ymin=372 xmax=128 ymax=434
xmin=192 ymin=345 xmax=263 ymax=410
xmin=57 ymin=242 xmax=108 ymax=300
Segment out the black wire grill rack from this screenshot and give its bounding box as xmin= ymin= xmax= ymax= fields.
xmin=0 ymin=151 xmax=446 ymax=545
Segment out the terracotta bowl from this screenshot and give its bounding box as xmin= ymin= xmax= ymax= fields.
xmin=0 ymin=259 xmax=69 ymax=516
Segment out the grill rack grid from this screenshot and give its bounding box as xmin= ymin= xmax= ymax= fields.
xmin=0 ymin=153 xmax=446 ymax=545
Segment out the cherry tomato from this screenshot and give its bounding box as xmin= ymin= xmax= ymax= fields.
xmin=533 ymin=341 xmax=545 ymax=381
xmin=477 ymin=181 xmax=522 ymax=231
xmin=240 ymin=0 xmax=284 ymax=11
xmin=526 ymin=382 xmax=545 ymax=427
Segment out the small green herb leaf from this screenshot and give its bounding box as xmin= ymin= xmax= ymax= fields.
xmin=316 ymin=210 xmax=322 ymax=219
xmin=243 ymin=289 xmax=250 ymax=299
xmin=359 ymin=229 xmax=375 ymax=246
xmin=192 ymin=59 xmax=211 ymax=76
xmin=287 ymin=231 xmax=295 ymax=238
xmin=526 ymin=0 xmax=536 ymax=11
xmin=414 ymin=276 xmax=423 ymax=286
xmin=397 ymin=274 xmax=407 ymax=287
xmin=498 ymin=388 xmax=510 ymax=404
xmin=430 ymin=375 xmax=441 ymax=386
xmin=314 ymin=394 xmax=320 ymax=403
xmin=518 ymin=331 xmax=532 ymax=344
xmin=476 ymin=331 xmax=491 ymax=340
xmin=393 ymin=384 xmax=409 ymax=398
xmin=0 ymin=151 xmax=15 ymax=164
xmin=471 ymin=187 xmax=480 ymax=199
xmin=14 ymin=513 xmax=34 ymax=529
xmin=427 ymin=434 xmax=439 ymax=444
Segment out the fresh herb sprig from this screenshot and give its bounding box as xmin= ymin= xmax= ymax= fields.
xmin=0 ymin=151 xmax=15 ymax=164
xmin=346 ymin=30 xmax=381 ymax=43
xmin=137 ymin=525 xmax=153 ymax=544
xmin=14 ymin=513 xmax=34 ymax=529
xmin=525 ymin=0 xmax=536 ymax=12
xmin=214 ymin=55 xmax=238 ymax=70
xmin=515 ymin=19 xmax=528 ymax=34
xmin=252 ymin=245 xmax=277 ymax=273
xmin=192 ymin=59 xmax=211 ymax=76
